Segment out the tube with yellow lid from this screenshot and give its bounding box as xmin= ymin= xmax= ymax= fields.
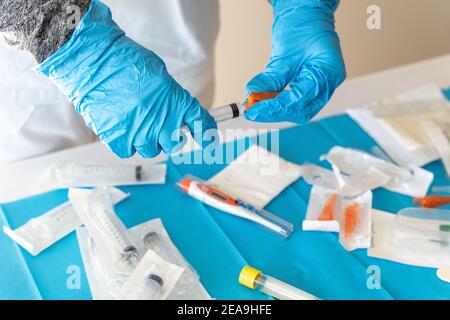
xmin=239 ymin=266 xmax=319 ymax=300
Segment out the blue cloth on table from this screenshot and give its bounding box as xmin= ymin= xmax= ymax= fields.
xmin=1 ymin=88 xmax=450 ymax=300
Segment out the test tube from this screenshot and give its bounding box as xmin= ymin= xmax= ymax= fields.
xmin=239 ymin=266 xmax=319 ymax=300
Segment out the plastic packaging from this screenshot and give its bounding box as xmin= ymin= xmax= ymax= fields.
xmin=142 ymin=232 xmax=200 ymax=298
xmin=118 ymin=249 xmax=184 ymax=300
xmin=3 ymin=187 xmax=128 ymax=256
xmin=177 ymin=175 xmax=294 ymax=238
xmin=50 ymin=163 xmax=167 ymax=188
xmin=393 ymin=208 xmax=450 ymax=268
xmin=77 ymin=219 xmax=210 ymax=300
xmin=422 ymin=120 xmax=450 ymax=178
xmin=322 ymin=146 xmax=433 ymax=197
xmin=300 ymin=164 xmax=389 ymax=197
xmin=304 ymin=188 xmax=373 ymax=251
xmin=69 ymin=188 xmax=139 ymax=272
xmin=347 ymin=85 xmax=450 ymax=167
xmin=76 ymin=227 xmax=131 ymax=298
xmin=239 ymin=266 xmax=318 ymax=300
xmin=338 ymin=191 xmax=373 ymax=251
xmin=303 ymin=186 xmax=340 ymax=232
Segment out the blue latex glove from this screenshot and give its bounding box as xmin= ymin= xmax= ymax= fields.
xmin=37 ymin=0 xmax=216 ymax=158
xmin=245 ymin=0 xmax=346 ymax=123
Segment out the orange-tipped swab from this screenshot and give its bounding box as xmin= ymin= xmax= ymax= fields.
xmin=344 ymin=203 xmax=360 ymax=238
xmin=413 ymin=195 xmax=450 ymax=208
xmin=246 ymin=92 xmax=281 ymax=111
xmin=319 ymin=194 xmax=337 ymax=221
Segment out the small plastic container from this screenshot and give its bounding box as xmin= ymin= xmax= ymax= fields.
xmin=393 ymin=208 xmax=450 ymax=267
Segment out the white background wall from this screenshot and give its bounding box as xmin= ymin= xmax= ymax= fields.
xmin=213 ymin=0 xmax=450 ymax=105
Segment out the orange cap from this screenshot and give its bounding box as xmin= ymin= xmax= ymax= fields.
xmin=246 ymin=92 xmax=281 ymax=111
xmin=178 ymin=178 xmax=193 ymax=193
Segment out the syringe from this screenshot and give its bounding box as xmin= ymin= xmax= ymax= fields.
xmin=142 ymin=232 xmax=199 ymax=295
xmin=51 ymin=163 xmax=167 ymax=188
xmin=205 ymin=92 xmax=281 ymax=124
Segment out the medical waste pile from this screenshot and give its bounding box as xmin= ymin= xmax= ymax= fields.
xmin=3 ymin=84 xmax=450 ymax=298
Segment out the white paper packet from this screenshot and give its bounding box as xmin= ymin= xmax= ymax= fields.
xmin=209 ymin=145 xmax=303 ymax=208
xmin=3 ymin=187 xmax=128 ymax=256
xmin=49 ymin=163 xmax=167 ymax=188
xmin=322 ymin=146 xmax=433 ymax=197
xmin=347 ymin=85 xmax=450 ymax=167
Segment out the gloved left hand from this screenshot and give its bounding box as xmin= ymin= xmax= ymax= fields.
xmin=245 ymin=0 xmax=346 ymax=123
xmin=37 ymin=0 xmax=216 ymax=158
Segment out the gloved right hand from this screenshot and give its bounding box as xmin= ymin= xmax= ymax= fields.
xmin=37 ymin=0 xmax=216 ymax=158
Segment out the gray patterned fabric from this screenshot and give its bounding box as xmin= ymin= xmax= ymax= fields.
xmin=0 ymin=0 xmax=91 ymax=62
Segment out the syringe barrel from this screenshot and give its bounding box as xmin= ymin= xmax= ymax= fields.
xmin=209 ymin=103 xmax=243 ymax=123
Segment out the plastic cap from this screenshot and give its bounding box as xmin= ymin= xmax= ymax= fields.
xmin=239 ymin=266 xmax=262 ymax=289
xmin=178 ymin=178 xmax=193 ymax=193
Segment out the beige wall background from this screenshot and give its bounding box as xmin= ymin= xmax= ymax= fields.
xmin=213 ymin=0 xmax=450 ymax=105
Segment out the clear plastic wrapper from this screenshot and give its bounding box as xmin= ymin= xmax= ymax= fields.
xmin=322 ymin=146 xmax=433 ymax=197
xmin=177 ymin=175 xmax=294 ymax=238
xmin=77 ymin=219 xmax=210 ymax=300
xmin=303 ymin=187 xmax=373 ymax=251
xmin=393 ymin=208 xmax=450 ymax=267
xmin=77 ymin=227 xmax=131 ymax=299
xmin=118 ymin=249 xmax=184 ymax=300
xmin=49 ymin=163 xmax=167 ymax=188
xmin=3 ymin=187 xmax=128 ymax=256
xmin=303 ymin=186 xmax=340 ymax=232
xmin=69 ymin=187 xmax=139 ymax=272
xmin=338 ymin=191 xmax=373 ymax=251
xmin=300 ymin=164 xmax=389 ymax=197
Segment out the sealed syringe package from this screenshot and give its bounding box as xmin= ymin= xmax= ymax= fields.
xmin=3 ymin=187 xmax=129 ymax=256
xmin=49 ymin=163 xmax=167 ymax=188
xmin=77 ymin=217 xmax=210 ymax=300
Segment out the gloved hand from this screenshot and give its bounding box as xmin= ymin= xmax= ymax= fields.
xmin=37 ymin=0 xmax=216 ymax=158
xmin=245 ymin=0 xmax=346 ymax=123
